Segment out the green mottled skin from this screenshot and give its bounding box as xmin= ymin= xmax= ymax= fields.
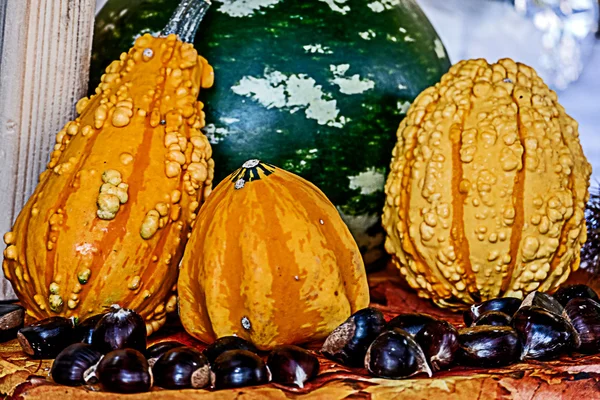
xmin=91 ymin=0 xmax=451 ymax=262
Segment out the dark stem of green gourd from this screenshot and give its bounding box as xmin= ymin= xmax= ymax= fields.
xmin=161 ymin=0 xmax=211 ymax=43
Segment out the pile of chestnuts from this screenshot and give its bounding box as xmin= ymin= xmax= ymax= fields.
xmin=13 ymin=283 xmax=600 ymax=393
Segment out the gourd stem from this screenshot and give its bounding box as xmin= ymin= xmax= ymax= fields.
xmin=161 ymin=0 xmax=211 ymax=43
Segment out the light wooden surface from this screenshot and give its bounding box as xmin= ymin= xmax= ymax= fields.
xmin=0 ymin=0 xmax=96 ymax=300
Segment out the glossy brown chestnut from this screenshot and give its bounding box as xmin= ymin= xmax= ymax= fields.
xmin=414 ymin=320 xmax=459 ymax=371
xmin=145 ymin=341 xmax=185 ymax=367
xmin=94 ymin=348 xmax=152 ymax=393
xmin=457 ymin=326 xmax=522 ymax=367
xmin=472 ymin=311 xmax=512 ymax=327
xmin=51 ymin=343 xmax=102 ymax=386
xmin=17 ymin=317 xmax=76 ymax=359
xmin=554 ymin=284 xmax=599 ymax=307
xmin=0 ymin=303 xmax=24 ymax=343
xmin=153 ymin=347 xmax=210 ymax=389
xmin=92 ymin=305 xmax=146 ymax=354
xmin=520 ymin=292 xmax=564 ymax=316
xmin=463 ymin=298 xmax=521 ymax=326
xmin=203 ymin=336 xmax=259 ymax=365
xmin=512 ymin=306 xmax=574 ymax=360
xmin=267 ymin=345 xmax=320 ymax=388
xmin=386 ymin=313 xmax=439 ymax=336
xmin=321 ymin=307 xmax=386 ymax=367
xmin=74 ymin=313 xmax=105 ymax=345
xmin=365 ymin=328 xmax=432 ymax=379
xmin=563 ymin=297 xmax=600 ymax=354
xmin=210 ymin=349 xmax=270 ymax=390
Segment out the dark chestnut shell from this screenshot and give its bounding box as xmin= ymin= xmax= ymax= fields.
xmin=386 ymin=313 xmax=439 ymax=336
xmin=95 ymin=348 xmax=152 ymax=393
xmin=472 ymin=311 xmax=512 ymax=327
xmin=321 ymin=307 xmax=386 ymax=367
xmin=267 ymin=345 xmax=319 ymax=388
xmin=414 ymin=320 xmax=459 ymax=371
xmin=365 ymin=328 xmax=432 ymax=379
xmin=0 ymin=304 xmax=24 ymax=343
xmin=563 ymin=297 xmax=600 ymax=354
xmin=74 ymin=314 xmax=105 ymax=345
xmin=17 ymin=317 xmax=76 ymax=359
xmin=152 ymin=347 xmax=210 ymax=389
xmin=554 ymin=284 xmax=599 ymax=307
xmin=512 ymin=306 xmax=574 ymax=360
xmin=92 ymin=305 xmax=146 ymax=354
xmin=210 ymin=349 xmax=270 ymax=390
xmin=145 ymin=341 xmax=185 ymax=367
xmin=457 ymin=326 xmax=522 ymax=367
xmin=520 ymin=292 xmax=564 ymax=316
xmin=203 ymin=336 xmax=259 ymax=364
xmin=51 ymin=343 xmax=102 ymax=386
xmin=463 ymin=298 xmax=521 ymax=326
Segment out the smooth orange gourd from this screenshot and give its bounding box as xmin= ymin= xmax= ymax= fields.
xmin=2 ymin=33 xmax=214 ymax=334
xmin=383 ymin=59 xmax=592 ymax=309
xmin=178 ymin=160 xmax=370 ymax=350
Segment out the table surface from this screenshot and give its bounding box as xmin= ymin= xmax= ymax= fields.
xmin=2 ymin=265 xmax=600 ymax=399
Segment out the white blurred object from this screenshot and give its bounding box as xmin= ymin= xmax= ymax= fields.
xmin=419 ymin=0 xmax=598 ymax=90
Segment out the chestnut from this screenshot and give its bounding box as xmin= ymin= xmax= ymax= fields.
xmin=51 ymin=343 xmax=102 ymax=386
xmin=17 ymin=317 xmax=76 ymax=359
xmin=93 ymin=348 xmax=152 ymax=393
xmin=463 ymin=297 xmax=521 ymax=326
xmin=267 ymin=345 xmax=319 ymax=388
xmin=0 ymin=304 xmax=24 ymax=343
xmin=74 ymin=313 xmax=105 ymax=345
xmin=472 ymin=311 xmax=512 ymax=327
xmin=457 ymin=326 xmax=522 ymax=367
xmin=520 ymin=291 xmax=564 ymax=316
xmin=364 ymin=328 xmax=432 ymax=379
xmin=321 ymin=307 xmax=386 ymax=367
xmin=386 ymin=313 xmax=439 ymax=336
xmin=203 ymin=336 xmax=259 ymax=364
xmin=210 ymin=349 xmax=270 ymax=390
xmin=145 ymin=341 xmax=185 ymax=367
xmin=563 ymin=297 xmax=600 ymax=354
xmin=554 ymin=284 xmax=599 ymax=307
xmin=152 ymin=347 xmax=210 ymax=389
xmin=414 ymin=320 xmax=459 ymax=371
xmin=512 ymin=306 xmax=574 ymax=360
xmin=92 ymin=304 xmax=146 ymax=353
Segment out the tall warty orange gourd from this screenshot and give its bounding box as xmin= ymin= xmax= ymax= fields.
xmin=178 ymin=160 xmax=370 ymax=350
xmin=2 ymin=0 xmax=215 ymax=334
xmin=383 ymin=59 xmax=592 ymax=309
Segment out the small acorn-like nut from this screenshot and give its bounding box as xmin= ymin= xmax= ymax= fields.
xmin=203 ymin=336 xmax=259 ymax=364
xmin=267 ymin=345 xmax=320 ymax=388
xmin=364 ymin=328 xmax=432 ymax=379
xmin=472 ymin=311 xmax=512 ymax=327
xmin=321 ymin=307 xmax=386 ymax=367
xmin=414 ymin=320 xmax=459 ymax=372
xmin=51 ymin=343 xmax=102 ymax=386
xmin=463 ymin=298 xmax=521 ymax=326
xmin=0 ymin=304 xmax=25 ymax=343
xmin=152 ymin=347 xmax=210 ymax=389
xmin=563 ymin=297 xmax=600 ymax=354
xmin=144 ymin=341 xmax=185 ymax=367
xmin=457 ymin=326 xmax=522 ymax=367
xmin=94 ymin=348 xmax=152 ymax=393
xmin=554 ymin=284 xmax=599 ymax=307
xmin=520 ymin=291 xmax=564 ymax=316
xmin=512 ymin=306 xmax=574 ymax=360
xmin=210 ymin=349 xmax=271 ymax=390
xmin=75 ymin=313 xmax=105 ymax=345
xmin=92 ymin=304 xmax=146 ymax=353
xmin=386 ymin=313 xmax=439 ymax=336
xmin=17 ymin=317 xmax=76 ymax=359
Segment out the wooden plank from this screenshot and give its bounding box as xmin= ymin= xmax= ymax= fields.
xmin=0 ymin=0 xmax=96 ymax=300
